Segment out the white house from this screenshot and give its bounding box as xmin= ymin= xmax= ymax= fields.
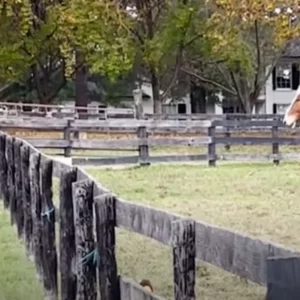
xmin=134 ymin=81 xmax=193 ymax=115
xmin=265 ymin=40 xmax=300 ymax=114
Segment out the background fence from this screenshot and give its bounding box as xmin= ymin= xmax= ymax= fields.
xmin=1 ymin=130 xmax=300 ymax=299
xmin=0 ymin=116 xmax=300 ymax=166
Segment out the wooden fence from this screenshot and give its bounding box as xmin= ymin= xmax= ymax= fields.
xmin=1 ymin=116 xmax=300 ymax=166
xmin=1 ymin=131 xmax=300 ymax=299
xmin=0 ymin=101 xmax=135 ymax=119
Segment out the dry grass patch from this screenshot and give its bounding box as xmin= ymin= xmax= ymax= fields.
xmin=86 ymin=162 xmax=300 ymax=299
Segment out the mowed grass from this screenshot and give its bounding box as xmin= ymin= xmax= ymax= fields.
xmin=86 ymin=162 xmax=300 ymax=299
xmin=1 ymin=161 xmax=300 ymax=299
xmin=0 ymin=205 xmax=43 ymax=300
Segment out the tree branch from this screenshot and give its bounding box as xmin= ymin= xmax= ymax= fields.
xmin=214 ymin=63 xmax=236 ymax=92
xmin=184 ymin=33 xmax=203 ymax=48
xmin=160 ymin=49 xmax=182 ymax=100
xmin=45 ymin=60 xmax=84 ymax=103
xmin=160 ymin=8 xmax=195 ymax=99
xmin=181 ymin=67 xmax=237 ymax=96
xmin=229 ymin=71 xmax=247 ymax=112
xmin=253 ymin=20 xmax=261 ymax=92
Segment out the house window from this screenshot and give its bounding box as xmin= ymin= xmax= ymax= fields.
xmin=276 ymin=104 xmax=289 ymax=114
xmin=177 ymin=103 xmax=186 ymax=114
xmin=162 ymin=104 xmax=176 ymax=114
xmin=276 ymin=63 xmax=292 ymax=89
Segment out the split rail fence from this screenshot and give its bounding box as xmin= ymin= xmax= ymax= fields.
xmin=1 ymin=130 xmax=300 ymax=299
xmin=0 ymin=116 xmax=300 ymax=166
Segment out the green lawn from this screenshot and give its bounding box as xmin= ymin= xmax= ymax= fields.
xmin=0 ymin=206 xmax=43 ymax=300
xmin=87 ymin=162 xmax=300 ymax=299
xmin=1 ymin=161 xmax=300 ymax=299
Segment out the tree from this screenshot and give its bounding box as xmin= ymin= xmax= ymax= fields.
xmin=181 ymin=1 xmax=300 ymax=113
xmin=121 ymin=0 xmax=205 ymax=113
xmin=0 ymin=0 xmax=135 ymax=105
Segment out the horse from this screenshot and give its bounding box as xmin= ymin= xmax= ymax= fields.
xmin=283 ymin=85 xmax=300 ymax=128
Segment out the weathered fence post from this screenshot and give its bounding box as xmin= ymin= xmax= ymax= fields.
xmin=60 ymin=167 xmax=77 ymax=300
xmin=30 ymin=152 xmax=43 ymax=279
xmin=5 ymin=136 xmax=16 ymax=224
xmin=133 ymin=88 xmax=144 ymax=120
xmin=171 ymin=219 xmax=196 ymax=300
xmin=64 ymin=119 xmax=72 ymax=158
xmin=21 ymin=145 xmax=32 ymax=258
xmin=272 ymin=119 xmax=279 ymax=165
xmin=5 ymin=136 xmax=15 ymax=210
xmin=14 ymin=139 xmax=24 ymax=237
xmin=266 ymin=256 xmax=300 ymax=300
xmin=0 ymin=133 xmax=8 ymax=207
xmin=207 ymin=123 xmax=216 ymax=166
xmin=94 ymin=193 xmax=120 ymax=300
xmin=137 ymin=126 xmax=150 ymax=166
xmin=224 ymin=114 xmax=231 ymax=151
xmin=73 ymin=179 xmax=97 ymax=300
xmin=40 ymin=157 xmax=58 ymax=300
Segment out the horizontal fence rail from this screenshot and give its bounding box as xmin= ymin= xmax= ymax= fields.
xmin=0 ymin=130 xmax=299 ymax=299
xmin=1 ymin=116 xmax=300 ymax=166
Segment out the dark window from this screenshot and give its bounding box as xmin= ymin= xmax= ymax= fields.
xmin=178 ymin=103 xmax=186 ymax=114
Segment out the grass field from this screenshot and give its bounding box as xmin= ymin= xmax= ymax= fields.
xmin=0 ymin=207 xmax=43 ymax=300
xmin=1 ymin=161 xmax=300 ymax=299
xmin=87 ymin=162 xmax=300 ymax=299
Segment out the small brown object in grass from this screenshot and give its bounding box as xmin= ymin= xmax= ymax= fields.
xmin=139 ymin=279 xmax=154 ymax=293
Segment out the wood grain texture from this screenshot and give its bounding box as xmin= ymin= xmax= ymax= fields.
xmin=40 ymin=157 xmax=57 ymax=300
xmin=59 ymin=167 xmax=77 ymax=300
xmin=208 ymin=126 xmax=216 ymax=166
xmin=26 ymin=139 xmax=69 ymax=148
xmin=14 ymin=139 xmax=24 ymax=236
xmin=21 ymin=145 xmax=32 ymax=257
xmin=94 ymin=194 xmax=119 ymax=300
xmin=217 ymin=153 xmax=289 ymax=162
xmin=72 ymin=119 xmax=212 ymax=130
xmin=272 ymin=123 xmax=279 ymax=165
xmin=72 ymin=156 xmax=139 ymax=166
xmin=146 ymin=113 xmax=280 ymax=121
xmin=0 ymin=132 xmax=8 ymax=207
xmin=63 ymin=120 xmax=72 ymax=157
xmin=51 ymin=158 xmax=72 ymax=178
xmin=137 ymin=126 xmax=150 ymax=166
xmin=115 ymin=198 xmax=299 ymax=286
xmin=215 ymin=137 xmax=300 ymax=145
xmin=266 ymin=256 xmax=300 ymax=300
xmin=72 ymin=179 xmax=97 ymax=300
xmin=24 ymin=136 xmax=211 ymax=150
xmin=76 ymin=168 xmax=103 ymax=197
xmin=119 ymin=276 xmax=164 ymax=300
xmin=149 ymin=155 xmax=207 ymax=163
xmin=0 ymin=117 xmax=67 ymax=129
xmin=213 ymin=119 xmax=281 ymax=127
xmin=72 ymin=155 xmax=207 ymax=166
xmin=6 ymin=136 xmax=15 ymax=222
xmin=30 ymin=152 xmax=43 ymax=278
xmin=171 ymin=219 xmax=196 ymax=300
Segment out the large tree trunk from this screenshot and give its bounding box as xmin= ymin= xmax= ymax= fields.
xmin=150 ymin=67 xmax=162 ymax=114
xmin=240 ymin=93 xmax=256 ymax=114
xmin=190 ymin=82 xmax=206 ymax=113
xmin=75 ymin=51 xmax=89 ymax=120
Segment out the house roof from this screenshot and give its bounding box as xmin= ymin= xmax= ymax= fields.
xmin=282 ymin=39 xmax=300 ymax=57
